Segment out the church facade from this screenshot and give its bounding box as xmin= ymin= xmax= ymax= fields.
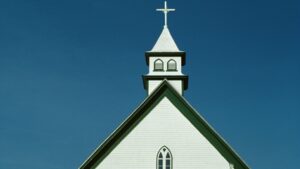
xmin=79 ymin=1 xmax=249 ymax=169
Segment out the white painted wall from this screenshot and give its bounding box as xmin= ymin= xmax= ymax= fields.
xmin=147 ymin=56 xmax=184 ymax=95
xmin=95 ymin=97 xmax=230 ymax=169
xmin=148 ymin=80 xmax=182 ymax=95
xmin=148 ymin=57 xmax=182 ymax=75
xmin=148 ymin=80 xmax=163 ymax=95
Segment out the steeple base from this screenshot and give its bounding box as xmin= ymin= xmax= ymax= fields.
xmin=142 ymin=75 xmax=188 ymax=95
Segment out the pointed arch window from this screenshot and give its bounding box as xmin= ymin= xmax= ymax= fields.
xmin=157 ymin=146 xmax=172 ymax=169
xmin=158 ymin=153 xmax=163 ymax=169
xmin=154 ymin=59 xmax=164 ymax=71
xmin=167 ymin=59 xmax=177 ymax=71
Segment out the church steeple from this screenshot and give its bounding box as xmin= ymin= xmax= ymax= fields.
xmin=143 ymin=1 xmax=188 ymax=95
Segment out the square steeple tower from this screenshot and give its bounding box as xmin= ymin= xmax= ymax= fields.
xmin=143 ymin=23 xmax=188 ymax=95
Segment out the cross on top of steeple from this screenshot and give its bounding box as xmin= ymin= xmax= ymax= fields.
xmin=156 ymin=1 xmax=175 ymax=28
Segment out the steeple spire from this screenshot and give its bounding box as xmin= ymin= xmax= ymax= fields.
xmin=152 ymin=1 xmax=179 ymax=52
xmin=143 ymin=1 xmax=188 ymax=96
xmin=151 ymin=27 xmax=179 ymax=52
xmin=156 ymin=1 xmax=175 ymax=28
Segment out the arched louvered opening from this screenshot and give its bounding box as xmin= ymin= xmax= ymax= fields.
xmin=167 ymin=59 xmax=177 ymax=71
xmin=157 ymin=146 xmax=172 ymax=169
xmin=154 ymin=59 xmax=164 ymax=71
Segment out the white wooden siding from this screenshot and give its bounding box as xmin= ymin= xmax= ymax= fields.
xmin=95 ymin=97 xmax=230 ymax=169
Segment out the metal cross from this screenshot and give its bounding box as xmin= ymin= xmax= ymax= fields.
xmin=156 ymin=1 xmax=175 ymax=28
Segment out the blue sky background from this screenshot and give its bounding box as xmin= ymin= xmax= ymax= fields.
xmin=0 ymin=0 xmax=299 ymax=168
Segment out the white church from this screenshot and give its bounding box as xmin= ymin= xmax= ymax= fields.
xmin=79 ymin=1 xmax=250 ymax=169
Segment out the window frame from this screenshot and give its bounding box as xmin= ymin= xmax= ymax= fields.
xmin=156 ymin=146 xmax=173 ymax=169
xmin=153 ymin=59 xmax=164 ymax=71
xmin=167 ymin=59 xmax=177 ymax=71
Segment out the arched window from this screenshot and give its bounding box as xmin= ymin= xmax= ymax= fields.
xmin=157 ymin=146 xmax=172 ymax=169
xmin=154 ymin=59 xmax=164 ymax=71
xmin=158 ymin=153 xmax=163 ymax=169
xmin=167 ymin=59 xmax=177 ymax=71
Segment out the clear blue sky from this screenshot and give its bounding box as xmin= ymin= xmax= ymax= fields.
xmin=0 ymin=0 xmax=299 ymax=168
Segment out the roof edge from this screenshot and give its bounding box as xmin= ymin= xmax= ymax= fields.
xmin=79 ymin=80 xmax=250 ymax=169
xmin=79 ymin=80 xmax=171 ymax=169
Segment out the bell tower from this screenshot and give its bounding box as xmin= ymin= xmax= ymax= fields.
xmin=143 ymin=1 xmax=188 ymax=95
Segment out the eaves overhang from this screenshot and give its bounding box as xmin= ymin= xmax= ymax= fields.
xmin=142 ymin=75 xmax=189 ymax=90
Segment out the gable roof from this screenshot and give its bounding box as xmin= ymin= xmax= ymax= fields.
xmin=79 ymin=80 xmax=250 ymax=169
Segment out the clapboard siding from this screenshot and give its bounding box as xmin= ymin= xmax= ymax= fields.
xmin=95 ymin=97 xmax=230 ymax=169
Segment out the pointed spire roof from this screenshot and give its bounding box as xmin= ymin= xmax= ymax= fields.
xmin=151 ymin=27 xmax=180 ymax=52
xmin=151 ymin=1 xmax=180 ymax=52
